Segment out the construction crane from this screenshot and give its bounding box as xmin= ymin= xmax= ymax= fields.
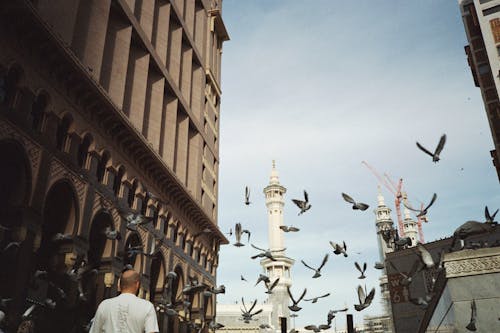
xmin=361 ymin=161 xmax=405 ymax=237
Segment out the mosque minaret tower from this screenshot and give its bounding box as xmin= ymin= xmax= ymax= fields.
xmin=261 ymin=161 xmax=295 ymax=330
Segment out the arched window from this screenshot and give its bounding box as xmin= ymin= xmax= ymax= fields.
xmin=78 ymin=134 xmax=93 ymax=168
xmin=113 ymin=166 xmax=125 ymax=196
xmin=3 ymin=65 xmax=22 ymax=107
xmin=128 ymin=180 xmax=138 ymax=208
xmin=56 ymin=114 xmax=73 ymax=151
xmin=31 ymin=93 xmax=49 ymax=131
xmin=96 ymin=151 xmax=110 ymax=183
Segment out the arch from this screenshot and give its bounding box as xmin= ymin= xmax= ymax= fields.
xmin=123 ymin=232 xmax=143 ymax=272
xmin=56 ymin=113 xmax=73 ymax=151
xmin=3 ymin=64 xmax=24 ymax=107
xmin=37 ymin=179 xmax=79 ymax=270
xmin=87 ymin=210 xmax=114 ymax=268
xmin=0 ymin=139 xmax=32 ymax=221
xmin=113 ymin=165 xmax=126 ymax=196
xmin=171 ymin=265 xmax=184 ymax=304
xmin=149 ymin=252 xmax=165 ymax=302
xmin=78 ymin=133 xmax=93 ymax=168
xmin=96 ymin=150 xmax=110 ymax=183
xmin=31 ymin=91 xmax=50 ymax=131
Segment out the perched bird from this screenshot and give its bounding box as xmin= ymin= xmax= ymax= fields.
xmin=416 ymin=134 xmax=446 ymax=162
xmin=245 ymin=186 xmax=251 ymax=205
xmin=104 ymin=227 xmax=121 ymax=240
xmin=354 ymin=285 xmax=375 ymax=311
xmin=280 ymin=225 xmax=300 ymax=232
xmin=292 ymin=190 xmax=311 ymax=215
xmin=259 ymin=323 xmax=271 ymax=329
xmin=241 ymin=275 xmax=248 ymax=282
xmin=451 ymin=220 xmax=496 ymax=250
xmin=485 ymin=206 xmax=498 ymax=224
xmin=374 ymin=262 xmax=385 ymax=270
xmin=466 ymin=299 xmax=477 ymax=331
xmin=388 ymin=259 xmax=421 ymax=286
xmin=341 ymin=193 xmax=369 ymax=211
xmin=124 ymin=212 xmax=153 ymax=231
xmin=255 ymin=274 xmax=270 ymax=286
xmin=264 ymin=278 xmax=280 ymax=294
xmin=355 ymin=262 xmax=367 ymax=279
xmin=329 ymin=241 xmax=348 ymax=257
xmin=51 ymin=233 xmax=73 ymax=242
xmin=251 ymin=244 xmax=285 ymax=261
xmin=404 ymin=193 xmax=437 ymax=217
xmin=301 ymin=254 xmax=329 ymax=278
xmin=304 ymin=293 xmax=330 ymax=304
xmin=380 ymin=228 xmax=395 ymax=245
xmin=287 ymin=286 xmax=307 ymax=312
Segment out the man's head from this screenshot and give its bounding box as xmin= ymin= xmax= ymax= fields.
xmin=119 ymin=270 xmax=140 ymax=294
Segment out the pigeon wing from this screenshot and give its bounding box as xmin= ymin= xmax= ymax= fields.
xmin=357 ymin=285 xmax=366 ymax=304
xmin=416 ymin=142 xmax=435 ymax=158
xmin=301 ymin=260 xmax=316 ymax=271
xmin=318 ymin=293 xmax=330 ymax=299
xmin=248 ymin=299 xmax=257 ymax=313
xmin=363 ymin=262 xmax=367 ymax=272
xmin=318 ymin=254 xmax=329 ymax=270
xmin=403 ymin=201 xmax=420 ymax=212
xmin=342 ymin=193 xmax=355 ymax=204
xmin=292 ymin=199 xmax=305 ymax=208
xmin=297 ymin=288 xmax=308 ymax=303
xmin=269 ymin=278 xmax=280 ymax=291
xmin=357 ymin=203 xmax=370 ymax=211
xmin=424 ymin=193 xmax=437 ymax=211
xmin=365 ymin=288 xmax=376 ymax=305
xmin=252 ymin=308 xmax=263 ymax=316
xmin=435 ymin=134 xmax=446 ymax=155
xmin=235 ymin=223 xmax=242 ymax=243
xmin=417 ymin=243 xmax=434 ymax=267
xmin=304 ymin=190 xmax=309 ymax=203
xmin=354 ymin=262 xmax=362 ymax=273
xmin=287 ymin=286 xmax=297 ymax=304
xmin=251 ymin=244 xmax=266 ymax=251
xmin=485 ymin=206 xmax=492 ymax=221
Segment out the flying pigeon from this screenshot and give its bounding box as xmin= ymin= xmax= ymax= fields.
xmin=301 ymin=254 xmax=329 ymax=278
xmin=354 ymin=285 xmax=375 ymax=311
xmin=354 ymin=262 xmax=367 ymax=279
xmin=255 ymin=274 xmax=270 ymax=286
xmin=374 ymin=262 xmax=385 ymax=270
xmin=241 ymin=275 xmax=248 ymax=282
xmin=415 ymin=243 xmax=436 ymax=270
xmin=245 ymin=186 xmax=251 ymax=205
xmin=329 ymin=241 xmax=348 ymax=257
xmin=251 ymin=244 xmax=285 ymax=261
xmin=280 ymin=225 xmax=300 ymax=232
xmin=466 ymin=299 xmax=477 ymax=331
xmin=485 ymin=206 xmax=498 ymax=224
xmin=234 ymin=223 xmax=245 ymax=247
xmin=264 ymin=278 xmax=280 ymax=294
xmin=416 ymin=134 xmax=446 ymax=162
xmin=240 ymin=298 xmax=263 ymax=323
xmin=341 ymin=193 xmax=369 ymax=211
xmin=388 ymin=259 xmax=422 ymax=286
xmin=287 ymin=286 xmax=307 ymax=312
xmin=404 ymin=193 xmax=437 ymax=217
xmin=292 ymin=190 xmax=311 ymax=215
xmin=124 ymin=213 xmax=153 ymax=231
xmin=304 ymin=293 xmax=330 ymax=304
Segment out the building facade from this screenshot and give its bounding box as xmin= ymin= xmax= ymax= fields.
xmin=459 ymin=0 xmax=500 ymax=181
xmin=0 ymin=0 xmax=228 ymax=332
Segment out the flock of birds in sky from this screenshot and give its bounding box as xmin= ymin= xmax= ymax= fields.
xmin=218 ymin=133 xmax=500 ymax=332
xmin=0 ymin=134 xmax=498 ymax=332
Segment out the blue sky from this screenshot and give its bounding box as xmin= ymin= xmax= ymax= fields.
xmin=215 ymin=0 xmax=499 ymax=329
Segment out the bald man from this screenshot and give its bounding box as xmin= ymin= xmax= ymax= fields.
xmin=89 ymin=270 xmax=159 ymax=333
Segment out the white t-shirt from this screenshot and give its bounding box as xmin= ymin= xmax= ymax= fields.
xmin=89 ymin=293 xmax=159 ymax=333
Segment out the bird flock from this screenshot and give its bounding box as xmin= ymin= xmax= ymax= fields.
xmin=217 ymin=133 xmax=499 ymax=332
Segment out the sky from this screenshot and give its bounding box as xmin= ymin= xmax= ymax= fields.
xmin=214 ymin=0 xmax=500 ymax=329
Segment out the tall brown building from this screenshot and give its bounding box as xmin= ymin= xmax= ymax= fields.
xmin=0 ymin=0 xmax=228 ymax=332
xmin=460 ymin=0 xmax=500 ymax=181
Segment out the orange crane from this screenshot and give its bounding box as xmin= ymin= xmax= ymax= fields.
xmin=361 ymin=161 xmax=404 ymax=237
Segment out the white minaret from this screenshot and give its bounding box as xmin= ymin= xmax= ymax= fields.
xmin=261 ymin=161 xmax=294 ymax=331
xmin=402 ymin=206 xmax=418 ymax=247
xmin=374 ymin=187 xmax=394 ymax=324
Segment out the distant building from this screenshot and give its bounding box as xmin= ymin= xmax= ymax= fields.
xmin=217 ymin=163 xmax=294 ymax=332
xmin=0 ymin=0 xmax=228 ymax=332
xmin=386 ymin=227 xmax=500 ymax=333
xmin=418 ymin=246 xmax=500 ymax=332
xmin=216 ymin=303 xmax=274 ymax=333
xmin=459 ymin=0 xmax=500 ymax=181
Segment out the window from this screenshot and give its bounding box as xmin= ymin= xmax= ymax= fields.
xmin=483 ymin=4 xmax=500 ymax=16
